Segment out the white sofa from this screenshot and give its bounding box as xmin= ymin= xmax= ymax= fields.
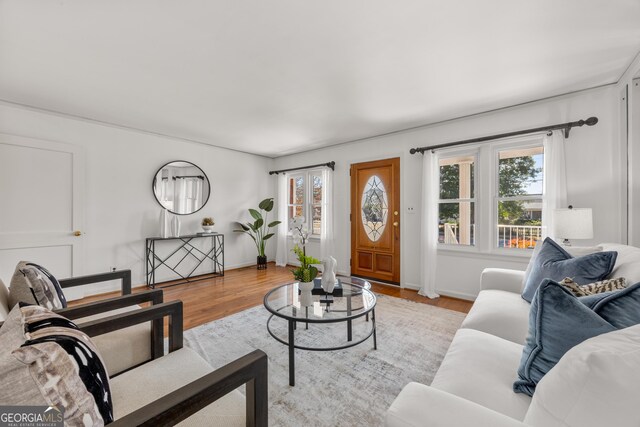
xmin=386 ymin=243 xmax=640 ymax=427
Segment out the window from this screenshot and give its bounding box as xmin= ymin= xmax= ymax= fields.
xmin=496 ymin=146 xmax=544 ymax=249
xmin=436 ymin=137 xmax=545 ymax=251
xmin=438 ymin=155 xmax=476 ymax=246
xmin=287 ymin=170 xmax=323 ymax=236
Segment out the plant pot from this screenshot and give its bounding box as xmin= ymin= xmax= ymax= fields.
xmin=202 ymin=225 xmax=214 ymax=232
xmin=257 ymin=255 xmax=267 ymax=270
xmin=298 ymin=281 xmax=314 ymax=307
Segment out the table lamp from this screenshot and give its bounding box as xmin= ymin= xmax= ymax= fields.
xmin=552 ymin=206 xmax=593 ymax=246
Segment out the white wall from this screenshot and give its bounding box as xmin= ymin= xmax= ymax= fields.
xmin=0 ymin=103 xmax=276 ymax=295
xmin=273 ymin=85 xmax=623 ymax=300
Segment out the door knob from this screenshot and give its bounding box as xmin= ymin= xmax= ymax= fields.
xmin=393 ymin=222 xmax=399 ymax=227
xmin=73 ymin=230 xmax=83 ymax=237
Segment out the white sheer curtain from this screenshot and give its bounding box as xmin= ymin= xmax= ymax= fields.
xmin=419 ymin=151 xmax=440 ymax=299
xmin=542 ymin=130 xmax=568 ymax=239
xmin=320 ymin=167 xmax=335 ymax=261
xmin=275 ymin=173 xmax=288 ymax=266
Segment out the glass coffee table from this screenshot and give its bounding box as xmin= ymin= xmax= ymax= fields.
xmin=263 ymin=276 xmax=377 ymax=386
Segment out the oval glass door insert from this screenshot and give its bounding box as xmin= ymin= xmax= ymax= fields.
xmin=361 ymin=175 xmax=388 ymax=242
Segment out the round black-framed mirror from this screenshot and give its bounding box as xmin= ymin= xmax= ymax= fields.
xmin=152 ymin=160 xmax=211 ymax=215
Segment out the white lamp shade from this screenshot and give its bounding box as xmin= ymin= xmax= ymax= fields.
xmin=552 ymin=208 xmax=594 ymax=240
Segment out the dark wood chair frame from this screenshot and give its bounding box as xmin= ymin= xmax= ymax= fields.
xmin=57 ymin=289 xmax=166 ymax=362
xmin=59 ymin=269 xmax=132 ymax=296
xmin=77 ymin=300 xmax=268 ymax=427
xmin=56 ymin=269 xmax=165 ymax=364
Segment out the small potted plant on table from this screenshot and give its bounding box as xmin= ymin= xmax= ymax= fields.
xmin=201 ymin=217 xmax=215 ymax=232
xmin=290 ymin=217 xmax=320 ymax=306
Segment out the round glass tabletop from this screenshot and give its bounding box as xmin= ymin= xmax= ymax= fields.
xmin=263 ymin=277 xmax=376 ymax=323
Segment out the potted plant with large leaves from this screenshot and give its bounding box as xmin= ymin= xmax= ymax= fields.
xmin=234 ymin=198 xmax=281 ymax=269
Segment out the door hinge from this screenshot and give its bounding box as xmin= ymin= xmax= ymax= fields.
xmin=350 ymin=213 xmax=352 ymax=221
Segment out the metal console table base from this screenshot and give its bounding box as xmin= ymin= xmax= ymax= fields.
xmin=145 ymin=234 xmax=224 ymax=288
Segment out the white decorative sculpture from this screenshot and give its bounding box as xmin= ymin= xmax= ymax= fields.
xmin=171 ymin=215 xmax=181 ymax=237
xmin=160 ymin=209 xmax=171 ymax=238
xmin=321 ymin=256 xmax=337 ymax=293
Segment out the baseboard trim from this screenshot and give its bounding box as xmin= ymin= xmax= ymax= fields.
xmin=435 ymin=289 xmax=477 ymax=302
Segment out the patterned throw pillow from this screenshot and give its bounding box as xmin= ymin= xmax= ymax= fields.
xmin=9 ymin=261 xmax=67 ymax=309
xmin=560 ymin=277 xmax=628 ymax=297
xmin=0 ymin=304 xmax=113 ymax=425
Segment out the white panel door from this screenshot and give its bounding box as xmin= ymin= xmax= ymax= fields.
xmin=0 ymin=134 xmax=84 ymax=290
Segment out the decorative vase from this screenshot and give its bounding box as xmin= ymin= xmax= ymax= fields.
xmin=160 ymin=209 xmax=171 ymax=238
xmin=202 ymin=225 xmax=214 ymax=233
xmin=298 ymin=281 xmax=314 ymax=307
xmin=257 ymin=255 xmax=267 ymax=270
xmin=171 ymin=215 xmax=181 ymax=237
xmin=321 ymin=256 xmax=338 ymax=293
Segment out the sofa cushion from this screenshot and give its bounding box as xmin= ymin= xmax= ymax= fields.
xmin=386 ymin=382 xmax=527 ymax=427
xmin=600 ymin=243 xmax=640 ymax=284
xmin=431 ymin=328 xmax=531 ymax=421
xmin=0 ymin=304 xmax=112 ymax=425
xmin=460 ymin=289 xmax=530 ymax=344
xmin=75 ymin=305 xmax=152 ymax=376
xmin=514 ymin=280 xmax=640 ymax=396
xmin=522 ymin=238 xmax=617 ymax=302
xmin=524 ymin=325 xmax=640 ymax=427
xmin=111 ymin=347 xmax=245 ymax=426
xmin=9 ymin=261 xmax=67 ymax=309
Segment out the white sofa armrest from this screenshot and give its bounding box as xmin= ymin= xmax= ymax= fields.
xmin=386 ymin=383 xmax=527 ymax=427
xmin=480 ymin=268 xmax=525 ymax=293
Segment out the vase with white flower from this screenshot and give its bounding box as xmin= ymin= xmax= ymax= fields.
xmin=290 ymin=217 xmax=320 ymax=306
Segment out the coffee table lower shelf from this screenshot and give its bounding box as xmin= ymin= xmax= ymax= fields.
xmin=265 ymin=308 xmax=377 ymax=387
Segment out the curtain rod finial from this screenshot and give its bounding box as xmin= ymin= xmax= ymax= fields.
xmin=585 ymin=117 xmax=598 ymax=126
xmin=409 ymin=148 xmax=417 ymax=154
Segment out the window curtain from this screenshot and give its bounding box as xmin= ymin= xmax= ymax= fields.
xmin=418 ymin=151 xmax=440 ymax=299
xmin=542 ymin=130 xmax=567 ymax=239
xmin=174 ymin=178 xmax=187 ymax=214
xmin=320 ymin=167 xmax=335 ymax=261
xmin=275 ymin=173 xmax=289 ymax=266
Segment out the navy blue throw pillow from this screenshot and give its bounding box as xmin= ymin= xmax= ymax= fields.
xmin=514 ymin=280 xmax=640 ymax=396
xmin=521 ymin=238 xmax=617 ymax=303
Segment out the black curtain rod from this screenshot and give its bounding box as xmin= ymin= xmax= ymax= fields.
xmin=173 ymin=175 xmax=204 ymax=180
xmin=409 ymin=116 xmax=598 ymax=155
xmin=269 ymin=161 xmax=335 ymax=175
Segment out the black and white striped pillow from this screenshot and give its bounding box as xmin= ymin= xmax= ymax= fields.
xmin=2 ymin=304 xmax=113 ymax=425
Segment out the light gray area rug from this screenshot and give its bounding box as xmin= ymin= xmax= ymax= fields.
xmin=184 ymin=294 xmax=465 ymax=427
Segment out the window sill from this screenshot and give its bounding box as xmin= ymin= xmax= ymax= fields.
xmin=437 ymin=246 xmax=534 ymax=262
xmin=286 ymin=235 xmax=321 ymax=242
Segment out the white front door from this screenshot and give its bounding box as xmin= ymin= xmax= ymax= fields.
xmin=0 ymin=134 xmax=84 ymax=296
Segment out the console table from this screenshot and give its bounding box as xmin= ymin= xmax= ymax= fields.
xmin=145 ymin=234 xmax=224 ymax=288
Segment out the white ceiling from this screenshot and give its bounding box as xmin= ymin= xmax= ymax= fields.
xmin=1 ymin=1 xmax=640 ymax=158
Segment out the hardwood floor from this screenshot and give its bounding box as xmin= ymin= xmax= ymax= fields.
xmin=72 ymin=263 xmax=472 ymax=331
